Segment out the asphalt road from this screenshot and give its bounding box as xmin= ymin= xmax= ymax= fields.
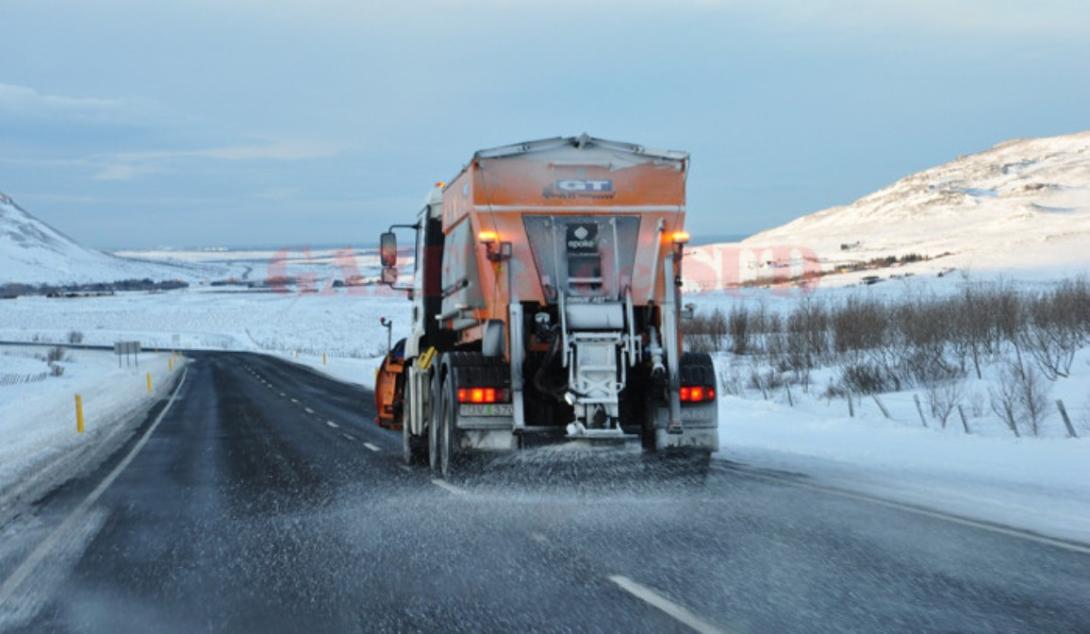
xmin=1 ymin=352 xmax=1088 ymax=633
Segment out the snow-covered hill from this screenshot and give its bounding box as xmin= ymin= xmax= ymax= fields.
xmin=0 ymin=192 xmax=213 ymax=285
xmin=689 ymin=131 xmax=1090 ymax=288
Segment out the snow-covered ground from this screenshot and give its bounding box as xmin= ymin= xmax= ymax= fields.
xmin=0 ymin=286 xmax=412 ymax=362
xmin=714 ymin=360 xmax=1090 ymax=543
xmin=0 ymin=346 xmax=184 ymax=519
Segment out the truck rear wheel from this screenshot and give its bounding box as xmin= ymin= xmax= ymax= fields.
xmin=642 ymin=352 xmax=717 ymax=454
xmin=428 ymin=367 xmax=442 ymax=472
xmin=438 ymin=374 xmax=458 ymax=478
xmin=402 ymin=373 xmax=428 ymax=465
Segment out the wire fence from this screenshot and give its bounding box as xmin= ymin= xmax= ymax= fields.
xmin=0 ymin=372 xmax=49 ymax=387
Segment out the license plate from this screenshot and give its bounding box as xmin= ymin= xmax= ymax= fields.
xmin=459 ymin=403 xmax=514 ymax=417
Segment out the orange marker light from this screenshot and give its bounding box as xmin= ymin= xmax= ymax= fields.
xmin=478 ymin=230 xmax=498 ymax=243
xmin=672 ymin=230 xmax=690 ymax=244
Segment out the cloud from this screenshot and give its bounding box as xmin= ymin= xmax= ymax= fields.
xmin=90 ymin=140 xmax=340 ymax=181
xmin=0 ymin=82 xmax=161 ymax=125
xmin=92 ymin=163 xmax=165 ymax=181
xmin=187 ymin=0 xmax=1090 ymax=38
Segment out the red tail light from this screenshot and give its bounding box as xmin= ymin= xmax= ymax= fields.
xmin=457 ymin=387 xmax=510 ymax=404
xmin=679 ymin=386 xmax=716 ymax=403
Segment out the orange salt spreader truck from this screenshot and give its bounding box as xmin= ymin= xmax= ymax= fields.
xmin=374 ymin=135 xmax=718 ymax=476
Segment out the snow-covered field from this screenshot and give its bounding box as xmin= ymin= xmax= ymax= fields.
xmin=0 ymin=346 xmax=184 ymax=519
xmin=0 ymin=286 xmax=412 ymax=360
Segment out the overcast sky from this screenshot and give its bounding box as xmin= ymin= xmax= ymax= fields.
xmin=2 ymin=0 xmax=1088 ymax=249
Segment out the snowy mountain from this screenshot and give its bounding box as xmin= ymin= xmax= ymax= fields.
xmin=690 ymin=131 xmax=1090 ymax=287
xmin=0 ymin=192 xmax=210 ymax=285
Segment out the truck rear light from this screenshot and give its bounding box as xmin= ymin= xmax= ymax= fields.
xmin=679 ymin=386 xmax=715 ymax=403
xmin=457 ymin=387 xmax=510 ymax=404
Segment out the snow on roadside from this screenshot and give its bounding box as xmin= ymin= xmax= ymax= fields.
xmin=716 ymin=383 xmax=1090 ymax=544
xmin=0 ymin=287 xmax=412 ymax=361
xmin=0 ymin=346 xmax=185 ymax=516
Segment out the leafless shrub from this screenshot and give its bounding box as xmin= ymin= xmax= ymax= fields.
xmin=840 ymin=361 xmax=895 ymax=394
xmin=45 ymin=346 xmax=66 ymax=363
xmin=989 ymin=359 xmax=1051 ymax=436
xmin=49 ymin=363 xmax=65 ymax=377
xmin=989 ymin=366 xmax=1022 ymax=438
xmin=926 ymin=377 xmax=964 ymax=428
xmin=721 ymin=277 xmax=1088 ymax=407
xmin=748 ymin=367 xmax=784 ymax=394
xmin=683 ymin=307 xmax=728 ymax=353
xmin=1014 ymin=361 xmax=1051 ymax=436
xmin=717 ymin=364 xmax=744 ymax=397
xmin=1016 ymin=280 xmax=1089 ymax=380
xmin=822 ymin=381 xmax=847 ymax=401
xmin=833 ymin=296 xmax=888 ymax=360
xmin=729 ymin=305 xmax=751 ymax=355
xmin=67 ymin=330 xmax=84 ymax=344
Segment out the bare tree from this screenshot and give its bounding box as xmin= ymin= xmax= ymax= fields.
xmin=989 ymin=366 xmax=1021 ymax=438
xmin=1014 ymin=361 xmax=1051 ymax=437
xmin=926 ymin=377 xmax=964 ymax=429
xmin=729 ymin=305 xmax=751 ymax=355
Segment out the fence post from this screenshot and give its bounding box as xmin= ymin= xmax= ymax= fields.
xmin=322 ymin=352 xmax=328 ymax=366
xmin=957 ymin=404 xmax=971 ymax=434
xmin=784 ymin=383 xmax=794 ymax=407
xmin=872 ymin=395 xmax=891 ymax=419
xmin=75 ymin=394 xmax=85 ymax=433
xmin=913 ymin=394 xmax=928 ymax=428
xmin=847 ymin=391 xmax=854 ymax=417
xmin=1056 ymin=400 xmax=1078 ymax=438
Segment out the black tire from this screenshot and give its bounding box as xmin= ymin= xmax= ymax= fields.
xmin=402 ymin=374 xmax=428 ymax=465
xmin=640 ymin=388 xmax=660 ymax=453
xmin=642 ymin=352 xmax=716 ymax=454
xmin=439 ymin=372 xmax=457 ymax=478
xmin=428 ymin=367 xmax=442 ymax=472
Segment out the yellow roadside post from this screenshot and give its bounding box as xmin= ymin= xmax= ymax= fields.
xmin=75 ymin=394 xmax=85 ymax=433
xmin=146 ymin=372 xmax=153 ymax=393
xmin=323 ymin=352 xmax=328 ymax=366
xmin=169 ymin=356 xmax=174 ymax=370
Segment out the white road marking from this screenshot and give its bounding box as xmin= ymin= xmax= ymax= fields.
xmin=304 ymin=407 xmax=314 ymax=414
xmin=530 ymin=532 xmax=548 ymax=544
xmin=608 ymin=575 xmax=724 ymax=634
xmin=431 ymin=479 xmax=467 ymax=495
xmin=720 ymin=466 xmax=1090 ymax=556
xmin=342 ymin=433 xmax=356 ymax=441
xmin=0 ymin=368 xmax=190 ymax=606
xmin=279 ymin=392 xmax=286 ymax=397
xmin=290 ymin=398 xmax=299 ymax=404
xmin=363 ymin=442 xmax=380 ymax=452
xmin=399 ymin=465 xmax=412 ymax=473
xmin=326 ymin=420 xmax=339 ymax=429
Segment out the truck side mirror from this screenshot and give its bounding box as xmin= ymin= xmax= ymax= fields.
xmin=380 ymin=231 xmax=398 ymax=268
xmin=380 ymin=266 xmax=398 ymax=285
